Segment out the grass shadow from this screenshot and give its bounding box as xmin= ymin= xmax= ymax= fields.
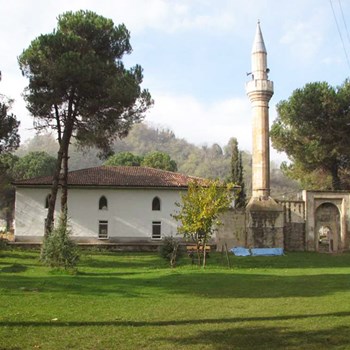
xmin=1 ymin=310 xmax=350 ymax=327
xmin=79 ymin=253 xmax=166 ymax=270
xmin=216 ymin=251 xmax=350 ymax=269
xmin=1 ymin=272 xmax=350 ymax=298
xmin=0 ymin=251 xmax=39 ymax=260
xmin=160 ymin=324 xmax=350 ymax=349
xmin=1 ymin=264 xmax=28 ymax=273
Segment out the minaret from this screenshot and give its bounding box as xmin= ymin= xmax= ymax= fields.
xmin=246 ymin=21 xmax=274 ymax=200
xmin=244 ymin=22 xmax=283 ymax=249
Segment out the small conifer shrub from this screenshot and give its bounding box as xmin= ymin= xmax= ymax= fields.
xmin=40 ymin=214 xmax=79 ymax=270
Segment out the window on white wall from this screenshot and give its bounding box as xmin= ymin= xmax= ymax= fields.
xmin=152 ymin=221 xmax=161 ymax=239
xmin=98 ymin=220 xmax=108 ymax=239
xmin=152 ymin=197 xmax=161 ymax=211
xmin=99 ymin=196 xmax=108 ymax=210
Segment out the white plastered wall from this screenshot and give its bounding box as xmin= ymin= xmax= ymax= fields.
xmin=15 ymin=187 xmax=184 ymax=242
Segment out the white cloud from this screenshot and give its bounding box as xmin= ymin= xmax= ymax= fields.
xmin=280 ymin=23 xmax=322 ymax=61
xmin=321 ymin=56 xmax=343 ymax=65
xmin=146 ymin=91 xmax=287 ymax=163
xmin=146 ymin=92 xmax=252 ymax=150
xmin=279 ymin=9 xmax=328 ymax=63
xmin=114 ymin=0 xmax=237 ymax=33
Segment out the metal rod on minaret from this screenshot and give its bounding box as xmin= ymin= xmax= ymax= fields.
xmin=246 ymin=21 xmax=274 ymax=200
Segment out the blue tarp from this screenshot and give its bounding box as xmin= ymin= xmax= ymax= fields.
xmin=230 ymin=247 xmax=284 ymax=256
xmin=251 ymin=248 xmax=284 ymax=256
xmin=230 ymin=247 xmax=251 ymax=256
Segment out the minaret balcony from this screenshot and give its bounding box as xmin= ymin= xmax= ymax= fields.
xmin=246 ymin=79 xmax=274 ymax=97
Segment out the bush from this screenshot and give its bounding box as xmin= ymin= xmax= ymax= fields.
xmin=160 ymin=236 xmax=183 ymax=267
xmin=40 ymin=215 xmax=79 ymax=270
xmin=0 ymin=237 xmax=7 ymax=250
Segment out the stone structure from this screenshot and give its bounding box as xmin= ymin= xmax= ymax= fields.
xmin=216 ymin=23 xmax=350 ymax=254
xmin=246 ymin=21 xmax=273 ymax=200
xmin=245 ymin=22 xmax=284 ymax=248
xmin=303 ymin=191 xmax=349 ymax=253
xmin=279 ymin=200 xmax=305 ymax=251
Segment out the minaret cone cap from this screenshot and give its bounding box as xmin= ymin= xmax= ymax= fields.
xmin=252 ymin=21 xmax=266 ymax=53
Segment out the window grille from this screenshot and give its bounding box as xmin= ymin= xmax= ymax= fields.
xmin=98 ymin=220 xmax=108 ymax=239
xmin=152 ymin=221 xmax=161 ymax=239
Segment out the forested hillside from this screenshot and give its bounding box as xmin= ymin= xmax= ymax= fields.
xmin=17 ymin=123 xmax=300 ymax=199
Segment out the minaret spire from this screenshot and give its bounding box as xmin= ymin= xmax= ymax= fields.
xmin=252 ymin=21 xmax=266 ymax=54
xmin=246 ymin=21 xmax=274 ymax=200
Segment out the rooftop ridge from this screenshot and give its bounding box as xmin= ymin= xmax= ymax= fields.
xmin=13 ymin=165 xmax=208 ymax=188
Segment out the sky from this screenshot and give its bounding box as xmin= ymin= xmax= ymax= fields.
xmin=1 ymin=0 xmax=350 ymax=163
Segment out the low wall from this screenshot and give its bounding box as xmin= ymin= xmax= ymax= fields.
xmin=283 ymin=223 xmax=305 ymax=251
xmin=215 ymin=200 xmax=307 ymax=252
xmin=278 ymin=200 xmax=306 ymax=251
xmin=215 ymin=209 xmax=246 ymax=251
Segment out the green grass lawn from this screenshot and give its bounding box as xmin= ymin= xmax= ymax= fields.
xmin=1 ymin=249 xmax=350 ymax=350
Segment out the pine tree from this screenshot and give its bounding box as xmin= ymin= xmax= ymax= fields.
xmin=230 ymin=138 xmax=246 ymax=208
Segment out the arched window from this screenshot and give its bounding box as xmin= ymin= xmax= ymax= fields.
xmin=152 ymin=197 xmax=161 ymax=211
xmin=99 ymin=196 xmax=108 ymax=210
xmin=45 ymin=194 xmax=51 ymax=209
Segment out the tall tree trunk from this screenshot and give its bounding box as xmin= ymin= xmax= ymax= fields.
xmin=60 ymin=150 xmax=69 ymax=214
xmin=45 ymin=119 xmax=74 ymax=236
xmin=196 ymin=233 xmax=201 ymax=267
xmin=45 ymin=146 xmax=63 ymax=236
xmin=202 ymin=239 xmax=207 ymax=269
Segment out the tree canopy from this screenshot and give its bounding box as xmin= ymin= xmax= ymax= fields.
xmin=12 ymin=151 xmax=57 ymax=180
xmin=0 ymin=87 xmax=20 ymax=230
xmin=0 ymin=96 xmax=20 ymax=155
xmin=104 ymin=152 xmax=142 ymax=166
xmin=271 ymin=80 xmax=350 ymax=190
xmin=0 ymin=154 xmax=19 ymax=230
xmin=19 ymin=10 xmax=153 ymax=233
xmin=141 ymin=151 xmax=177 ymax=172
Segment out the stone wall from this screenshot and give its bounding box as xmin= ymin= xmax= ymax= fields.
xmin=215 ymin=209 xmax=246 ymax=251
xmin=283 ymin=223 xmax=305 ymax=251
xmin=245 ymin=198 xmax=284 ymax=248
xmin=278 ymin=200 xmax=306 ymax=251
xmin=215 ymin=200 xmax=307 ymax=251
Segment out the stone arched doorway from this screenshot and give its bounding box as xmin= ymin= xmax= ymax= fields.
xmin=315 ymin=203 xmax=341 ymax=252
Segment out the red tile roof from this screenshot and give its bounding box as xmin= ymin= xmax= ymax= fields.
xmin=13 ymin=166 xmax=207 ymax=188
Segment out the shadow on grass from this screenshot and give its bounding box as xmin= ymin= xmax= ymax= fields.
xmin=1 ymin=317 xmax=349 ymax=349
xmin=0 ymin=251 xmax=39 ymax=260
xmin=1 ymin=272 xmax=350 ymax=298
xmin=77 ymin=271 xmax=144 ymax=277
xmin=0 ymin=311 xmax=349 ymax=327
xmin=79 ymin=257 xmax=164 ymax=269
xmin=159 ymin=323 xmax=350 ymax=350
xmin=220 ymin=251 xmax=350 ymax=270
xmin=1 ymin=264 xmax=28 ymax=273
xmin=77 ymin=251 xmax=350 ymax=272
